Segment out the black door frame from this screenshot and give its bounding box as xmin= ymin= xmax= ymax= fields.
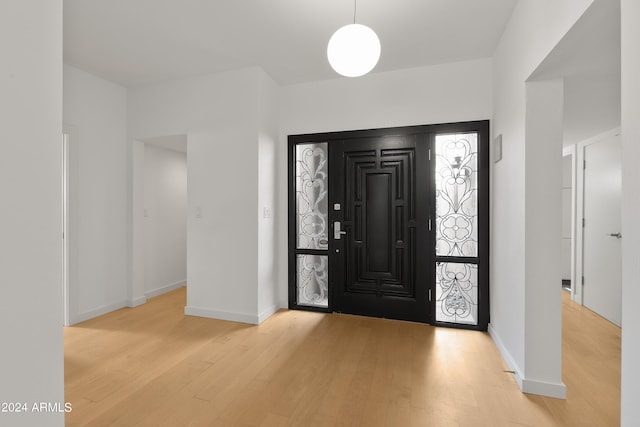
xmin=288 ymin=120 xmax=490 ymax=330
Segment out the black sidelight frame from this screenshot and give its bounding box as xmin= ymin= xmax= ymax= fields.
xmin=288 ymin=137 xmax=333 ymax=314
xmin=427 ymin=120 xmax=490 ymax=331
xmin=288 ymin=120 xmax=490 ymax=330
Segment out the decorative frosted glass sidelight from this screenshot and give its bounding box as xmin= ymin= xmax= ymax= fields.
xmin=435 ymin=133 xmax=478 ymax=257
xmin=435 ymin=262 xmax=478 ymax=325
xmin=296 ymin=143 xmax=329 ymax=250
xmin=297 ymin=254 xmax=328 ymax=308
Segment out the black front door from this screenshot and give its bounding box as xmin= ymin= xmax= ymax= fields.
xmin=288 ymin=121 xmax=489 ymax=330
xmin=329 ymin=135 xmax=430 ymax=322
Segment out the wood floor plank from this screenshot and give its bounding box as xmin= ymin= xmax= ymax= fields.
xmin=64 ymin=288 xmax=620 ymax=426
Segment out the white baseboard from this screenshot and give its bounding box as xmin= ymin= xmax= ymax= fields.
xmin=70 ymin=300 xmax=126 ymax=325
xmin=258 ymin=304 xmax=279 ymax=324
xmin=488 ymin=323 xmax=524 ymax=389
xmin=127 ymin=296 xmax=147 ymax=308
xmin=489 ymin=324 xmax=567 ymax=399
xmin=522 ymin=378 xmax=566 ymax=399
xmin=184 ymin=305 xmax=259 ymax=325
xmin=145 ymin=280 xmax=186 ymax=299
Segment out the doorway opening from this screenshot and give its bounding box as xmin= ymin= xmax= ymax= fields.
xmin=135 ymin=135 xmax=188 ymax=303
xmin=287 ymin=121 xmax=489 ymax=330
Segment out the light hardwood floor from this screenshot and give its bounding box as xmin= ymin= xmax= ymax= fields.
xmin=64 ymin=289 xmax=620 ymax=426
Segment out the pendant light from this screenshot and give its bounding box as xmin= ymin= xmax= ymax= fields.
xmin=327 ymin=0 xmax=380 ymax=77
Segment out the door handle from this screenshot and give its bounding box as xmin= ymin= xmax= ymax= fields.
xmin=609 ymin=232 xmax=622 ymax=239
xmin=334 ymin=221 xmax=347 ymax=240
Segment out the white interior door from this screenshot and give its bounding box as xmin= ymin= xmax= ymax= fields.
xmin=582 ymin=135 xmax=621 ymax=326
xmin=561 ymin=155 xmax=572 ymax=285
xmin=63 ymin=132 xmax=70 ymax=326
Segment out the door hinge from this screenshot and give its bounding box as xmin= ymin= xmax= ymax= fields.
xmin=428 ymin=149 xmax=431 ymax=161
xmin=582 ymin=218 xmax=585 ymax=228
xmin=582 ymin=276 xmax=585 ymax=285
xmin=428 ymin=218 xmax=432 ymax=231
xmin=583 ymin=159 xmax=586 ymax=170
xmin=429 ymin=289 xmax=432 ymax=301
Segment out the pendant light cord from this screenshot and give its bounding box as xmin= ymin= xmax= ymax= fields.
xmin=353 ymin=0 xmax=357 ymax=24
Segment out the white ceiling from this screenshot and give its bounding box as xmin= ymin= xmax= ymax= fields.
xmin=63 ymin=1 xmax=621 ymax=147
xmin=63 ymin=0 xmax=518 ymax=87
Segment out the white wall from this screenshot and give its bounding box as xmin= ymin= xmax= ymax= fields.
xmin=281 ymin=59 xmax=492 ymax=135
xmin=257 ymin=72 xmax=281 ymax=322
xmin=621 ymin=0 xmax=640 ymax=424
xmin=0 ymin=1 xmax=64 ymax=425
xmin=131 ymin=140 xmax=146 ymax=306
xmin=277 ymin=58 xmax=493 ymax=306
xmin=523 ymin=79 xmax=564 ymax=396
xmin=490 ymin=0 xmax=593 ymax=397
xmin=63 ymin=64 xmax=128 ymax=324
xmin=128 ymin=67 xmax=279 ymax=324
xmin=143 ymin=144 xmax=187 ymax=297
xmin=564 ymin=74 xmax=621 ymax=146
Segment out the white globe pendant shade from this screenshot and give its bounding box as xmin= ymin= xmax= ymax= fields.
xmin=327 ymin=24 xmax=381 ymax=77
